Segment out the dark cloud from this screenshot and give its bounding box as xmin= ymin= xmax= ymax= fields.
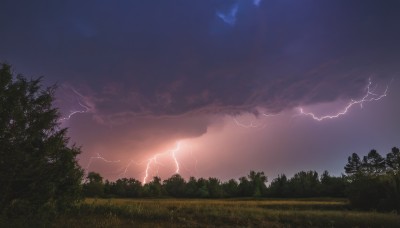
xmin=2 ymin=1 xmax=399 ymax=122
xmin=1 ymin=1 xmax=399 ymax=180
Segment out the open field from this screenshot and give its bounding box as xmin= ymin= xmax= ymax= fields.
xmin=53 ymin=198 xmax=400 ymax=227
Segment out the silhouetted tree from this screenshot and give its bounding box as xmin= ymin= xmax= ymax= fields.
xmin=163 ymin=174 xmax=186 ymax=197
xmin=0 ymin=64 xmax=83 ymax=214
xmin=362 ymin=150 xmax=385 ymax=175
xmin=346 ymin=174 xmax=384 ymax=209
xmin=83 ymin=172 xmax=104 ymax=197
xmin=222 ymin=179 xmax=239 ymax=197
xmin=108 ymin=178 xmax=142 ymax=198
xmin=196 ymin=178 xmax=209 ymax=198
xmin=345 ymin=148 xmax=400 ymax=210
xmin=207 ymin=177 xmax=223 ymax=198
xmin=185 ymin=177 xmax=198 ymax=197
xmin=320 ymin=171 xmax=346 ymax=197
xmin=345 ymin=153 xmax=362 ymax=176
xmin=238 ymin=176 xmax=252 ymax=197
xmin=268 ymin=174 xmax=289 ymax=197
xmin=288 ymin=171 xmax=320 ymax=197
xmin=248 ymin=171 xmax=268 ymax=197
xmin=386 ymin=147 xmax=400 ymax=172
xmin=143 ymin=176 xmax=164 ymax=197
xmin=125 ymin=178 xmax=142 ymax=197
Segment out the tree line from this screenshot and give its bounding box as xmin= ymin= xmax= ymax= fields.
xmin=83 ymin=147 xmax=400 ymax=211
xmin=84 ymin=170 xmax=345 ymax=199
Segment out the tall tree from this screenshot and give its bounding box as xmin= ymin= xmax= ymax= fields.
xmin=289 ymin=171 xmax=320 ymax=197
xmin=185 ymin=177 xmax=198 ymax=197
xmin=386 ymin=147 xmax=400 ymax=172
xmin=83 ymin=172 xmax=104 ymax=197
xmin=143 ymin=176 xmax=164 ymax=197
xmin=320 ymin=171 xmax=346 ymax=197
xmin=268 ymin=174 xmax=289 ymax=197
xmin=163 ymin=174 xmax=186 ymax=197
xmin=344 ymin=153 xmax=362 ymax=175
xmin=196 ymin=178 xmax=209 ymax=198
xmin=362 ymin=150 xmax=386 ymax=175
xmin=238 ymin=176 xmax=252 ymax=197
xmin=207 ymin=177 xmax=223 ymax=198
xmin=0 ymin=64 xmax=83 ymax=213
xmin=248 ymin=171 xmax=268 ymax=197
xmin=222 ymin=179 xmax=239 ymax=197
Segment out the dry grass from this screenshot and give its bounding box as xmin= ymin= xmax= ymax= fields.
xmin=53 ymin=198 xmax=400 ymax=227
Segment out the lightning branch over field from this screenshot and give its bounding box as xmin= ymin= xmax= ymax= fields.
xmin=60 ymin=88 xmax=92 ymax=122
xmin=85 ymin=153 xmax=121 ymax=176
xmin=85 ymin=142 xmax=184 ymax=184
xmin=298 ymin=79 xmax=388 ymax=121
xmin=142 ymin=142 xmax=181 ymax=184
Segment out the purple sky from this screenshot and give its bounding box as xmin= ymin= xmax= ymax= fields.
xmin=1 ymin=0 xmax=399 ymax=182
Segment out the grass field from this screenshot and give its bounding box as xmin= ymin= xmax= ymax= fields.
xmin=52 ymin=198 xmax=400 ymax=227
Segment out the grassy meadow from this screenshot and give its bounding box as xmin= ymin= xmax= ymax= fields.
xmin=54 ymin=198 xmax=400 ymax=227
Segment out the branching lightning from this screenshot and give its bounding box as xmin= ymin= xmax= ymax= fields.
xmin=85 ymin=153 xmax=121 ymax=173
xmin=85 ymin=142 xmax=184 ymax=184
xmin=233 ymin=118 xmax=261 ymax=128
xmin=298 ymin=79 xmax=388 ymax=121
xmin=233 ymin=113 xmax=277 ymax=129
xmin=59 ymin=88 xmax=92 ymax=122
xmin=60 ymin=101 xmax=90 ymax=121
xmin=142 ymin=142 xmax=182 ymax=184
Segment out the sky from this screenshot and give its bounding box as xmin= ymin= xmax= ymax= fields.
xmin=1 ymin=0 xmax=399 ymax=183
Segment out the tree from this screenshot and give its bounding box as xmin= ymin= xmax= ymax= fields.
xmin=124 ymin=178 xmax=142 ymax=198
xmin=222 ymin=179 xmax=239 ymax=197
xmin=237 ymin=176 xmax=252 ymax=197
xmin=163 ymin=174 xmax=186 ymax=197
xmin=207 ymin=177 xmax=223 ymax=198
xmin=248 ymin=171 xmax=268 ymax=197
xmin=344 ymin=153 xmax=362 ymax=175
xmin=386 ymin=147 xmax=400 ymax=172
xmin=185 ymin=177 xmax=198 ymax=197
xmin=268 ymin=174 xmax=289 ymax=197
xmin=0 ymin=64 xmax=83 ymax=213
xmin=143 ymin=176 xmax=164 ymax=197
xmin=344 ymin=149 xmax=400 ymax=210
xmin=362 ymin=150 xmax=386 ymax=175
xmin=195 ymin=178 xmax=209 ymax=198
xmin=288 ymin=171 xmax=320 ymax=197
xmin=320 ymin=171 xmax=346 ymax=197
xmin=83 ymin=172 xmax=104 ymax=197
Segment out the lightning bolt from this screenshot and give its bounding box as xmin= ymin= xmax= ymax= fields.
xmin=82 ymin=142 xmax=188 ymax=184
xmin=85 ymin=153 xmax=121 ymax=174
xmin=60 ymin=101 xmax=90 ymax=121
xmin=298 ymin=79 xmax=388 ymax=121
xmin=60 ymin=88 xmax=92 ymax=121
xmin=233 ymin=118 xmax=261 ymax=128
xmin=142 ymin=142 xmax=181 ymax=184
xmin=108 ymin=142 xmax=183 ymax=184
xmin=233 ymin=113 xmax=277 ymax=129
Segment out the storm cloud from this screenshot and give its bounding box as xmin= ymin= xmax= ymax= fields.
xmin=1 ymin=0 xmax=399 ymax=180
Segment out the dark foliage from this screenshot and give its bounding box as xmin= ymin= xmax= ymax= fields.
xmin=84 ymin=169 xmax=347 ymax=200
xmin=345 ymin=148 xmax=400 ymax=211
xmin=0 ymin=64 xmax=83 ymax=218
